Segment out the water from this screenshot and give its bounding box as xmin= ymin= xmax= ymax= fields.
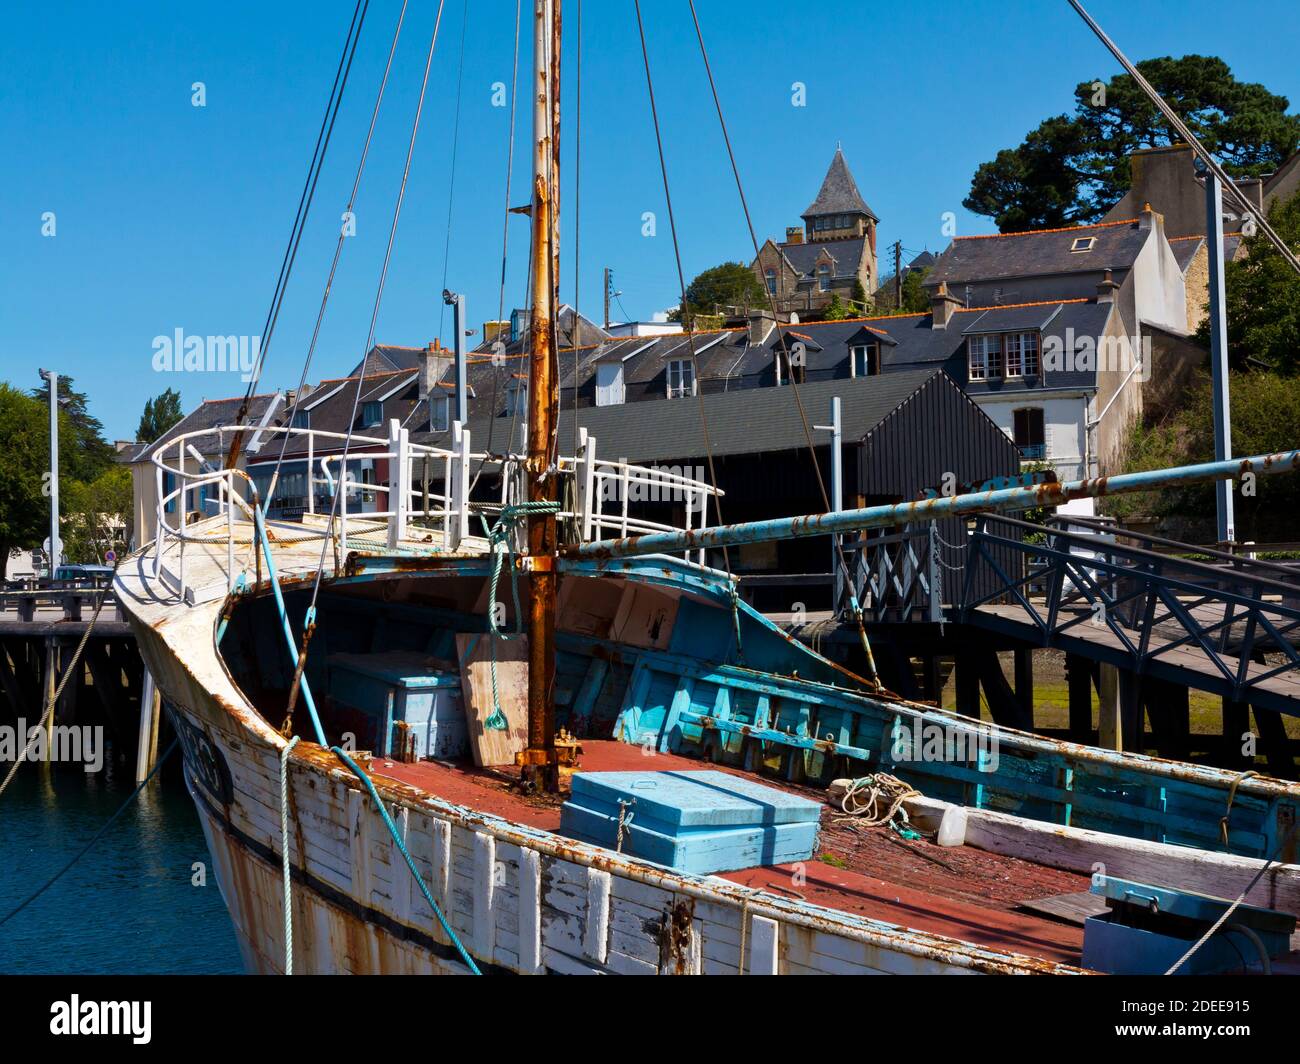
xmin=0 ymin=755 xmax=244 ymax=974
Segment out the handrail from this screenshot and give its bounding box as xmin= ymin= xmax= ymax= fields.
xmin=148 ymin=422 xmax=724 ymax=600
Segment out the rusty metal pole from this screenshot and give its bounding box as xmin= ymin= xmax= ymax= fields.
xmin=520 ymin=0 xmax=561 ymax=791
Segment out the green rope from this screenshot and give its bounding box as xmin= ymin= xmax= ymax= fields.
xmin=478 ymin=502 xmax=561 ymax=731
xmin=331 ymin=747 xmax=482 ymax=974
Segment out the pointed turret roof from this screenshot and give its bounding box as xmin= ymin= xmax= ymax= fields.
xmin=802 ymin=147 xmax=877 ymax=222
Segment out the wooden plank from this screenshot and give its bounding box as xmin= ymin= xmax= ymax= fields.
xmin=518 ymin=847 xmax=543 ymax=974
xmin=749 ymin=915 xmax=779 ymax=974
xmin=584 ymin=868 xmax=611 ymax=963
xmin=473 ymin=831 xmax=496 ymax=960
xmin=455 ymin=633 xmax=528 ymax=767
xmin=1017 ymin=890 xmax=1110 ymax=926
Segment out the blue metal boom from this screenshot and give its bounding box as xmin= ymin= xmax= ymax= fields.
xmin=569 ymin=450 xmax=1300 ymax=561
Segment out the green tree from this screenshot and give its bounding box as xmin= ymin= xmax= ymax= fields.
xmin=1200 ymin=188 xmax=1300 ymax=375
xmin=0 ymin=384 xmax=54 ymax=580
xmin=821 ymin=294 xmax=851 ymax=321
xmin=28 ymin=374 xmax=115 ymax=482
xmin=899 ymin=268 xmax=932 ymax=313
xmin=137 ymin=387 xmax=185 ymax=444
xmin=966 ymin=56 xmax=1300 ymax=232
xmin=62 ymin=466 xmax=132 ymax=564
xmin=672 ymin=262 xmax=766 ymax=325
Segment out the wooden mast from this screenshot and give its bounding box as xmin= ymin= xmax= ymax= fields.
xmin=520 ymin=0 xmax=561 ymax=791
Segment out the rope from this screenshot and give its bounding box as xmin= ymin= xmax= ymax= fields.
xmin=330 ymin=747 xmax=481 ymax=974
xmin=0 ymin=739 xmax=178 ymax=927
xmin=1220 ymin=770 xmax=1258 ymax=848
xmin=835 ymin=773 xmax=921 ymax=834
xmin=280 ymin=735 xmax=301 ymax=975
xmin=1165 ymin=813 xmax=1300 ymax=975
xmin=479 ymin=501 xmax=561 ymax=730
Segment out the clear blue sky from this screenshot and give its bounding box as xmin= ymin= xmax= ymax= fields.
xmin=3 ymin=0 xmax=1298 ymax=441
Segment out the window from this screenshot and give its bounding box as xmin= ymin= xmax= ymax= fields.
xmin=291 ymin=409 xmax=309 ymax=430
xmin=775 ymin=348 xmax=805 ymax=386
xmin=850 ymin=343 xmax=880 ymax=377
xmin=666 ymin=358 xmax=695 ymax=398
xmin=595 ymin=362 xmax=625 ymax=407
xmin=1070 ymin=236 xmax=1097 ymax=253
xmin=817 ymin=263 xmax=832 ymax=291
xmin=1005 ymin=332 xmax=1040 ymax=378
xmin=361 ymin=401 xmax=383 ymax=428
xmin=506 ymin=379 xmax=527 ymax=415
xmin=1013 ymin=407 xmax=1046 ymax=460
xmin=765 ymin=268 xmax=777 ymax=295
xmin=429 ymin=395 xmax=451 ymax=432
xmin=968 ymin=334 xmax=1002 ymax=380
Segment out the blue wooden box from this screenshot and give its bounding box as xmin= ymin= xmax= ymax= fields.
xmin=327 ymin=652 xmax=467 ymax=761
xmin=1081 ymin=876 xmax=1295 ymax=975
xmin=560 ymin=770 xmax=820 ymax=875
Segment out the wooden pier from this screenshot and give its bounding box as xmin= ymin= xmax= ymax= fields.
xmin=0 ymin=588 xmax=161 ymax=780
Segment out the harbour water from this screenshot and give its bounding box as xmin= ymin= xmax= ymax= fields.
xmin=0 ymin=755 xmax=243 ymax=975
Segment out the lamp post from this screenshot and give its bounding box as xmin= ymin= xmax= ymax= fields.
xmin=1197 ymin=159 xmax=1236 ymax=547
xmin=38 ymin=368 xmax=61 ymax=579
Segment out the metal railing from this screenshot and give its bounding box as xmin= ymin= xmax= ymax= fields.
xmin=150 ymin=421 xmax=722 ymax=601
xmin=959 ymin=513 xmax=1300 ymax=707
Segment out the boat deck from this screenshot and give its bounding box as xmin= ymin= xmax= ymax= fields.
xmin=371 ymin=740 xmax=1092 ymax=967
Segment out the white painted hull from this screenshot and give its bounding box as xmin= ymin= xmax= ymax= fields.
xmin=117 ymin=547 xmax=1077 ymax=975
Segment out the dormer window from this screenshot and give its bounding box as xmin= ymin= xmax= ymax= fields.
xmin=1070 ymin=236 xmax=1097 ymax=253
xmin=764 ymin=268 xmax=777 ymax=295
xmin=291 ymin=409 xmax=310 ymax=430
xmin=817 ymin=263 xmax=832 ymax=291
xmin=666 ymin=358 xmax=695 ymax=399
xmin=775 ymin=348 xmax=805 ymax=386
xmin=1005 ymin=332 xmax=1040 ymax=379
xmin=850 ymin=342 xmax=880 ymax=378
xmin=968 ymin=335 xmax=1003 ymax=381
xmin=506 ymin=378 xmax=527 ymax=415
xmin=429 ymin=395 xmax=451 ymax=431
xmin=361 ymin=401 xmax=383 ymax=428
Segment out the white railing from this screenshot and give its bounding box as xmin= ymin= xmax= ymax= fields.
xmin=150 ymin=421 xmax=722 ymax=600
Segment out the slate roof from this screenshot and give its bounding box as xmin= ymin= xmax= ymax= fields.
xmin=778 ymin=237 xmax=867 ymax=281
xmin=414 ymin=369 xmax=948 ymax=464
xmin=802 ymin=148 xmax=878 ymax=222
xmin=129 ymin=393 xmax=286 ymax=463
xmin=926 ymin=218 xmax=1148 ymax=287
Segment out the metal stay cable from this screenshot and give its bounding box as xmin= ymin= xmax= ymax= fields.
xmin=631 ymin=0 xmax=735 ymax=582
xmin=260 ymin=0 xmax=413 ymax=509
xmin=303 ymin=0 xmax=450 ymax=622
xmin=686 ymin=0 xmax=882 ymax=684
xmin=1067 ymin=0 xmax=1300 ymax=279
xmin=225 ymin=0 xmax=371 ymax=468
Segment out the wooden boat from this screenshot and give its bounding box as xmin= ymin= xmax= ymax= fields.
xmin=115 ymin=0 xmax=1300 ymax=975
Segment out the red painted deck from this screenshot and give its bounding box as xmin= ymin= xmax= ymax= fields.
xmin=373 ymin=740 xmax=1089 ymax=966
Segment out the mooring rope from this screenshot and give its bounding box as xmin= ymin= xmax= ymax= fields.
xmin=0 ymin=739 xmax=178 ymax=927
xmin=280 ymin=735 xmax=301 ymax=974
xmin=330 ymin=747 xmax=481 ymax=974
xmin=834 ymin=773 xmax=921 ymax=836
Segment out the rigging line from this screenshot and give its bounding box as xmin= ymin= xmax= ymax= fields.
xmin=570 ymin=0 xmax=583 ymax=460
xmin=305 ymin=0 xmax=449 ymax=613
xmin=260 ymin=0 xmax=413 ymax=509
xmin=226 ymin=0 xmax=370 ymax=467
xmin=436 ymin=0 xmax=471 ymax=346
xmin=632 ymin=0 xmax=734 ymax=578
xmin=0 ymin=740 xmax=179 ymax=928
xmin=1067 ymin=0 xmax=1300 ymax=279
xmin=685 ymin=0 xmax=865 ymax=607
xmin=480 ymin=0 xmax=524 ymax=470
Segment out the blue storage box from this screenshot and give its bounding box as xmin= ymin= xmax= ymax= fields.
xmin=560 ymin=770 xmax=821 ymax=874
xmin=328 ymin=651 xmax=467 ymax=761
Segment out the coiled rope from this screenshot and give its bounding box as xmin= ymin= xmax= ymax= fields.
xmin=835 ymin=774 xmax=921 ymax=836
xmin=479 ymin=501 xmax=560 ymax=731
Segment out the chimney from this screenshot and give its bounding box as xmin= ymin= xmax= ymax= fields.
xmin=482 ymin=321 xmax=508 ymax=346
xmin=1139 ymin=201 xmax=1156 ymax=231
xmin=748 ymin=310 xmax=777 ymax=345
xmin=785 ymin=226 xmax=804 ymax=245
xmin=1096 ymin=268 xmax=1120 ymax=303
xmin=419 ymin=340 xmax=451 ymax=400
xmin=930 ymin=282 xmax=962 ymax=330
